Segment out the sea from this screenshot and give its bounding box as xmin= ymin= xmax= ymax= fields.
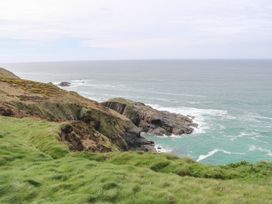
xmin=3 ymin=60 xmax=272 ymax=165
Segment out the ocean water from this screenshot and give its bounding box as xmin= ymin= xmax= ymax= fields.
xmin=3 ymin=60 xmax=272 ymax=165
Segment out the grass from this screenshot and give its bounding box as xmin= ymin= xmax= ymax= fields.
xmin=0 ymin=116 xmax=272 ymax=203
xmin=0 ymin=77 xmax=64 ymax=97
xmin=0 ymin=68 xmax=19 ymax=79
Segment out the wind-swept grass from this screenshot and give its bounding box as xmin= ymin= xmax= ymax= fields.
xmin=0 ymin=116 xmax=272 ymax=204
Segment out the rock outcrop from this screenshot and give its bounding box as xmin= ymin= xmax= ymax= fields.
xmin=0 ymin=69 xmax=155 ymax=152
xmin=0 ymin=68 xmax=197 ymax=154
xmin=102 ymin=98 xmax=197 ymax=136
xmin=58 ymin=81 xmax=71 ymax=87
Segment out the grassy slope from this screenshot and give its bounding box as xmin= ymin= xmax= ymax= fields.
xmin=0 ymin=74 xmax=137 ymax=152
xmin=1 ymin=116 xmax=272 ymax=204
xmin=0 ymin=68 xmax=19 ymax=79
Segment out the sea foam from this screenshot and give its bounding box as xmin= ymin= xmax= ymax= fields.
xmin=249 ymin=145 xmax=272 ymax=157
xmin=148 ymin=104 xmax=233 ymax=134
xmin=155 ymin=144 xmax=172 ymax=153
xmin=197 ymin=149 xmax=245 ymax=162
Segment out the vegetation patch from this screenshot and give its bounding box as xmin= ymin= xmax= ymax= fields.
xmin=0 ymin=116 xmax=272 ymax=203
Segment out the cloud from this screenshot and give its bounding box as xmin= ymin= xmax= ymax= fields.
xmin=0 ymin=0 xmax=271 ymax=61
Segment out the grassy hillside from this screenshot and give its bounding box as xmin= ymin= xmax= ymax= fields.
xmin=0 ymin=68 xmax=19 ymax=79
xmin=1 ymin=116 xmax=272 ymax=204
xmin=0 ymin=71 xmax=150 ymax=152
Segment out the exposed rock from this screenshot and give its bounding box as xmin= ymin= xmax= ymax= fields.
xmin=0 ymin=105 xmax=13 ymax=116
xmin=58 ymin=81 xmax=71 ymax=87
xmin=60 ymin=124 xmax=84 ymax=151
xmin=102 ymin=98 xmax=198 ymax=136
xmin=122 ymin=126 xmax=155 ymax=152
xmin=0 ymin=69 xmax=155 ymax=152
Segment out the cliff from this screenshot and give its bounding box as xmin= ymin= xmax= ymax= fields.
xmin=0 ymin=68 xmax=272 ymax=203
xmin=102 ymin=98 xmax=197 ymax=136
xmin=0 ymin=68 xmax=154 ymax=152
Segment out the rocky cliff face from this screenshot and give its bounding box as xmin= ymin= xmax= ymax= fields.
xmin=0 ymin=69 xmax=155 ymax=152
xmin=102 ymin=98 xmax=197 ymax=136
xmin=0 ymin=68 xmax=197 ymax=153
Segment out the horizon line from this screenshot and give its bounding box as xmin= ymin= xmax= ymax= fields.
xmin=2 ymin=58 xmax=272 ymax=64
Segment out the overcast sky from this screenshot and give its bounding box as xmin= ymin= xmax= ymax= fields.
xmin=0 ymin=0 xmax=272 ymax=62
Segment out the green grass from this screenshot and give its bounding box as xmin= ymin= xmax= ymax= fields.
xmin=0 ymin=116 xmax=272 ymax=204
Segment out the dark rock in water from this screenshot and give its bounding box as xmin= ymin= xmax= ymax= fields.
xmin=102 ymin=98 xmax=198 ymax=136
xmin=58 ymin=82 xmax=71 ymax=87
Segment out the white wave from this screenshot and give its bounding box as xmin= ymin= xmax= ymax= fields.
xmin=147 ymin=104 xmax=234 ymax=134
xmin=251 ymin=137 xmax=269 ymax=145
xmin=69 ymin=79 xmax=88 ymax=88
xmin=187 ymin=101 xmax=201 ymax=105
xmin=254 ymin=115 xmax=272 ymax=120
xmin=155 ymin=144 xmax=172 ymax=153
xmin=55 ymin=79 xmax=121 ymax=90
xmin=73 ymin=79 xmax=119 ymax=89
xmin=229 ymin=131 xmax=268 ymax=144
xmin=145 ymin=91 xmax=206 ymax=98
xmin=197 ymin=149 xmax=245 ymax=162
xmin=52 ymin=81 xmax=61 ymax=85
xmin=229 ymin=131 xmax=252 ymax=141
xmin=218 ymin=124 xmax=226 ymax=130
xmin=164 ymin=134 xmax=183 ymax=139
xmin=238 ymin=112 xmax=272 ymax=123
xmin=152 ymin=134 xmax=183 ymax=139
xmin=248 ymin=145 xmax=272 ymax=157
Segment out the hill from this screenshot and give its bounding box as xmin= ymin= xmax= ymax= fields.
xmin=0 ymin=67 xmax=19 ymax=79
xmin=0 ymin=68 xmax=272 ymax=203
xmin=1 ymin=116 xmax=272 ymax=203
xmin=0 ymin=68 xmax=154 ymax=152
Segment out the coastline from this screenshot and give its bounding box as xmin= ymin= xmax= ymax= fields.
xmin=1 ymin=67 xmax=272 ymax=203
xmin=2 ymin=62 xmax=272 ymax=164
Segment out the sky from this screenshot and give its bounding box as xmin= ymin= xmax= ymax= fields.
xmin=0 ymin=0 xmax=272 ymax=62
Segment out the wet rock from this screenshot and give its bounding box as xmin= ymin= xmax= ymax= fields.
xmin=58 ymin=82 xmax=71 ymax=87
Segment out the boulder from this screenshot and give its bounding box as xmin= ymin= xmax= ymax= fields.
xmin=58 ymin=82 xmax=71 ymax=87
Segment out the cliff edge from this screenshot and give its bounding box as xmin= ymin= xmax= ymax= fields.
xmin=0 ymin=68 xmax=154 ymax=152
xmin=102 ymin=98 xmax=197 ymax=136
xmin=0 ymin=67 xmax=20 ymax=79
